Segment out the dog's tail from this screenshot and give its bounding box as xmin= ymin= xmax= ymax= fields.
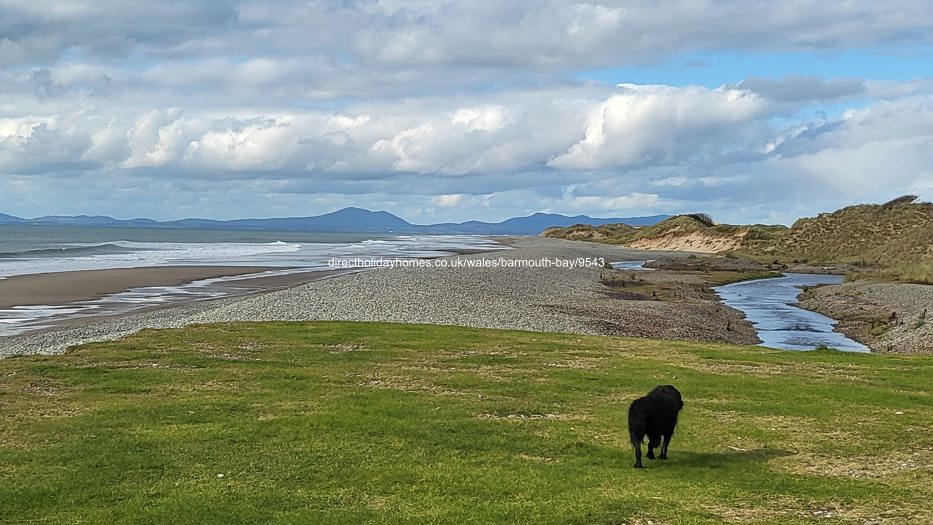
xmin=628 ymin=398 xmax=649 ymax=447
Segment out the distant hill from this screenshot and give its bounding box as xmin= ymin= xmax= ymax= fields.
xmin=160 ymin=208 xmax=414 ymax=232
xmin=0 ymin=207 xmax=668 ymax=235
xmin=0 ymin=212 xmax=25 ymax=224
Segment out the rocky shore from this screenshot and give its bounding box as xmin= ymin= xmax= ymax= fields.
xmin=1 ymin=237 xmax=757 ymax=358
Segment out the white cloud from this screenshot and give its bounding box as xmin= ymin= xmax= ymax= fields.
xmin=184 ymin=119 xmax=298 ymax=171
xmin=549 ymin=84 xmax=769 ymax=170
xmin=370 ymin=123 xmax=438 ymax=173
xmin=123 ymin=108 xmax=186 ymax=168
xmin=451 ymin=106 xmax=509 ymax=132
xmin=432 ymin=194 xmax=464 ymax=207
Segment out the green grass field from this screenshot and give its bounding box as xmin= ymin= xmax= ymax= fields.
xmin=1 ymin=322 xmax=931 ymax=524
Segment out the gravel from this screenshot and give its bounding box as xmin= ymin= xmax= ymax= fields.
xmin=798 ymin=281 xmax=933 ymax=354
xmin=0 ymin=237 xmax=734 ymax=358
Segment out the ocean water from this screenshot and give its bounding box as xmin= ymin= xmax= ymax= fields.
xmin=0 ymin=225 xmax=502 ymax=277
xmin=0 ymin=225 xmax=504 ymax=336
xmin=715 ymin=273 xmax=870 ymax=352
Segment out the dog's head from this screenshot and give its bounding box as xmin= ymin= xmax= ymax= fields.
xmin=651 ymin=384 xmax=684 ymax=410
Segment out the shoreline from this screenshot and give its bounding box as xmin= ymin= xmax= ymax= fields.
xmin=0 ymin=266 xmax=356 ymax=339
xmin=1 ymin=238 xmax=757 ymax=358
xmin=35 ymin=267 xmax=359 ymax=335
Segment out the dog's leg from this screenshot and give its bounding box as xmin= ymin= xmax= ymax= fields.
xmin=660 ymin=432 xmax=673 ymax=460
xmin=647 ymin=434 xmax=660 ymax=460
xmin=632 ymin=433 xmax=644 ymax=468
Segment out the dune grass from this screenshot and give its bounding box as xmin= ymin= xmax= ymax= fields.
xmin=544 ymin=201 xmax=933 ymax=284
xmin=542 ymin=215 xmax=787 ymax=248
xmin=1 ymin=322 xmax=931 ymax=524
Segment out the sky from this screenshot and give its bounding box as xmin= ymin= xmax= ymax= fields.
xmin=1 ymin=1 xmax=932 ymax=225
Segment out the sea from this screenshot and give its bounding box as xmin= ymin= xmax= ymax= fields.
xmin=0 ymin=225 xmax=503 ymax=336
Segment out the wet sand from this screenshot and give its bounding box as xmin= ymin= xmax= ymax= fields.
xmin=0 ymin=266 xmax=357 ymax=339
xmin=0 ymin=266 xmax=277 ymax=309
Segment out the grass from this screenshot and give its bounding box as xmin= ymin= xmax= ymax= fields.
xmin=1 ymin=321 xmax=931 ymax=524
xmin=847 ymin=260 xmax=933 ymax=285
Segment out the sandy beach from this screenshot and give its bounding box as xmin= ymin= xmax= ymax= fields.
xmin=0 ymin=237 xmax=760 ymax=358
xmin=0 ymin=265 xmax=355 ymax=340
xmin=0 ymin=266 xmax=278 ymax=309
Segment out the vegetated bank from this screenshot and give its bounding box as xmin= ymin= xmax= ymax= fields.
xmin=1 ymin=321 xmax=930 ymax=524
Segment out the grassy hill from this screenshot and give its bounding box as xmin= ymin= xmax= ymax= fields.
xmin=771 ymin=197 xmax=933 ymax=281
xmin=543 ymin=197 xmax=933 ymax=282
xmin=541 ymin=222 xmax=638 ymax=243
xmin=2 ymin=321 xmax=931 ymax=524
xmin=543 ymin=214 xmax=788 ymax=254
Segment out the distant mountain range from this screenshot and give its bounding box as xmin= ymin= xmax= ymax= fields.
xmin=0 ymin=207 xmax=668 ymax=235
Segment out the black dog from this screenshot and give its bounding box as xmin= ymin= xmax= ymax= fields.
xmin=628 ymin=385 xmax=683 ymax=468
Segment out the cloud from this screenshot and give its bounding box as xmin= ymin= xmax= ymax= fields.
xmin=562 ymin=191 xmax=669 ymax=212
xmin=0 ymin=84 xmax=769 ymax=177
xmin=183 ymin=118 xmax=300 ymax=171
xmin=2 ymin=79 xmax=932 ymax=224
xmin=733 ymin=76 xmax=867 ymax=102
xmin=451 ymin=106 xmax=510 ymax=132
xmin=2 ymin=1 xmax=932 ymax=70
xmin=1 ymin=1 xmax=932 ymax=224
xmin=0 ymin=0 xmax=240 ymax=66
xmin=549 ymin=84 xmax=770 ymax=170
xmin=432 ymin=194 xmax=464 ymax=207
